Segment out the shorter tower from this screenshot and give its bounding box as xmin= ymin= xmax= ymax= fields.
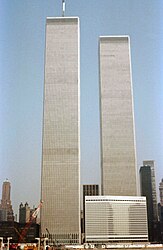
xmin=0 ymin=179 xmax=14 ymax=221
xmin=139 ymin=162 xmax=158 ymax=242
xmin=143 ymin=160 xmax=158 ymax=221
xmin=19 ymin=202 xmax=30 ymax=223
xmin=139 ymin=166 xmax=153 ymax=241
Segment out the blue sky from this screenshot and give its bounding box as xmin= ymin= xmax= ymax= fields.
xmin=0 ymin=0 xmax=163 ymax=216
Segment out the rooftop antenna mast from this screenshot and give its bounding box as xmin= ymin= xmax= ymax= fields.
xmin=62 ymin=0 xmax=66 ymax=17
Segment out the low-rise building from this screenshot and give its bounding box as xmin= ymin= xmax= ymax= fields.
xmin=85 ymin=196 xmax=148 ymax=243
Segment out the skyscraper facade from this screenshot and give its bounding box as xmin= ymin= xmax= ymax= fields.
xmin=41 ymin=17 xmax=80 ymax=244
xmin=99 ymin=36 xmax=137 ymax=196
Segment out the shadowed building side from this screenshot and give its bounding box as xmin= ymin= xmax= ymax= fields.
xmin=143 ymin=160 xmax=158 ymax=222
xmin=140 ymin=163 xmax=158 ymax=242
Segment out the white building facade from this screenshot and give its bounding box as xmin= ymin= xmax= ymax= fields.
xmin=99 ymin=36 xmax=137 ymax=196
xmin=41 ymin=17 xmax=80 ymax=244
xmin=85 ymin=196 xmax=148 ymax=243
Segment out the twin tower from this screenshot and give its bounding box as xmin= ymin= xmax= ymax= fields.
xmin=41 ymin=17 xmax=137 ymax=244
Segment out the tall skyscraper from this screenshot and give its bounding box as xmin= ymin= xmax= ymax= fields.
xmin=41 ymin=17 xmax=80 ymax=244
xmin=99 ymin=36 xmax=137 ymax=196
xmin=0 ymin=179 xmax=14 ymax=221
xmin=143 ymin=160 xmax=158 ymax=221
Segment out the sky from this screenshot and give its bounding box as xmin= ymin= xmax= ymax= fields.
xmin=0 ymin=0 xmax=163 ymax=217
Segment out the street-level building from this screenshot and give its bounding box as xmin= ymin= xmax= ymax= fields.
xmin=85 ymin=196 xmax=148 ymax=243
